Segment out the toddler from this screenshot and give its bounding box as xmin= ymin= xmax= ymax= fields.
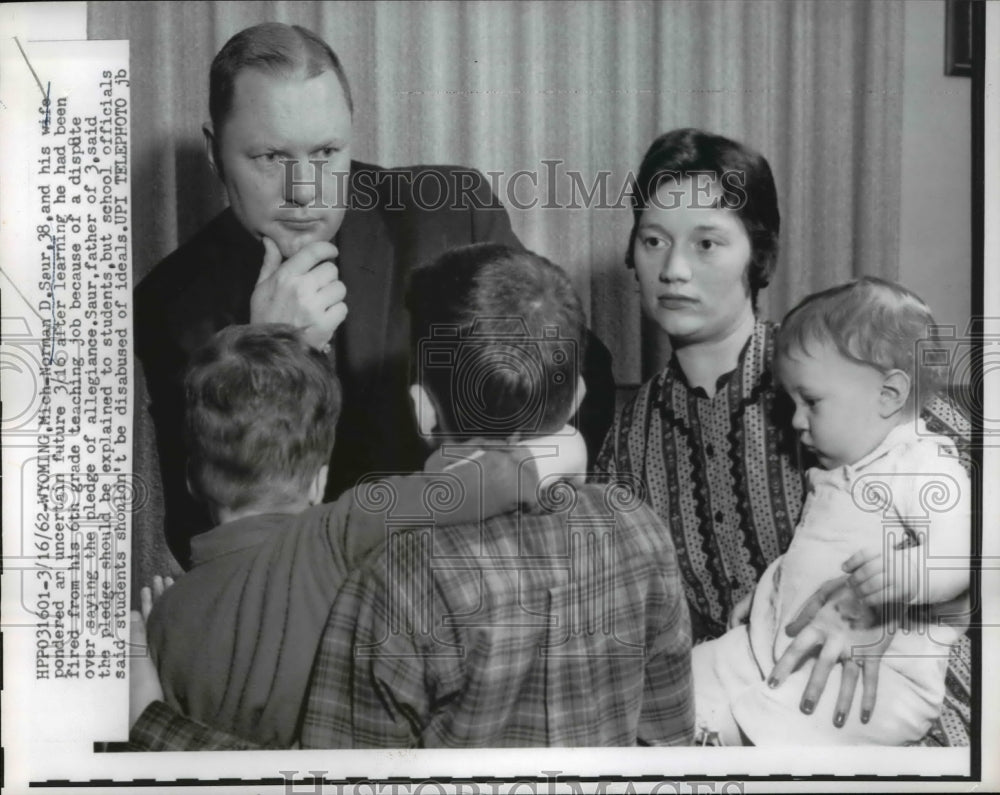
xmin=692 ymin=277 xmax=970 ymax=745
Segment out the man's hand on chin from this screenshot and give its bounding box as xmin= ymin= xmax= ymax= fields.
xmin=250 ymin=236 xmax=348 ymax=350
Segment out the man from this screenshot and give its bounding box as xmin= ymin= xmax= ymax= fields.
xmin=131 ymin=244 xmax=694 ymax=748
xmin=135 ymin=23 xmax=615 ymax=568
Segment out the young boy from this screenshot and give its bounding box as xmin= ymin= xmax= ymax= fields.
xmin=692 ymin=277 xmax=971 ymax=745
xmin=145 ymin=323 xmax=585 ymax=747
xmin=300 ymin=243 xmax=694 ymax=748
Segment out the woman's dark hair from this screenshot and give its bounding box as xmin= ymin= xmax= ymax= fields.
xmin=627 ymin=128 xmax=780 ymax=305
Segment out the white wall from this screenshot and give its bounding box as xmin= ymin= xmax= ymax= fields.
xmin=899 ymin=0 xmax=973 ymax=331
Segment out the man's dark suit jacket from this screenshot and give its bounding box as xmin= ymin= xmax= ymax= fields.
xmin=135 ymin=162 xmax=615 ymax=568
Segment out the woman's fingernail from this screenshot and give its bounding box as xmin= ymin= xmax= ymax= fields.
xmin=861 ymin=710 xmax=871 ymax=724
xmin=834 ymin=712 xmax=846 ymax=728
xmin=801 ymin=699 xmax=814 ymax=714
xmin=767 ymin=677 xmax=778 ymax=689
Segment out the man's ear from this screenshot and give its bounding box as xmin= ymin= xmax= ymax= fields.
xmin=307 ymin=465 xmax=329 ymax=506
xmin=409 ymin=383 xmax=439 ymax=438
xmin=879 ymin=369 xmax=911 ymax=418
xmin=203 ymin=123 xmax=221 ymax=180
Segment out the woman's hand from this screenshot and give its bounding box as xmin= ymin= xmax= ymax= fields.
xmin=766 ymin=576 xmax=895 ymax=728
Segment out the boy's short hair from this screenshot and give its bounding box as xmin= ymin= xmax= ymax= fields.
xmin=626 ymin=128 xmax=780 ymax=306
xmin=776 ymin=276 xmax=942 ymax=408
xmin=184 ymin=324 xmax=341 ymax=513
xmin=210 ymin=23 xmax=353 ymax=136
xmin=407 ymin=243 xmax=586 ymax=439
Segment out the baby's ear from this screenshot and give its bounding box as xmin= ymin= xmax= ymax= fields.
xmin=879 ymin=369 xmax=911 ymax=418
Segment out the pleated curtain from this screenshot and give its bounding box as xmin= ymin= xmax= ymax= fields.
xmin=89 ymin=0 xmax=903 ymax=382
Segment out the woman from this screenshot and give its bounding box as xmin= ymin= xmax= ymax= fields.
xmin=596 ymin=128 xmax=971 ymax=745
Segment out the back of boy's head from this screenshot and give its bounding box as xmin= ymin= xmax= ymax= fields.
xmin=184 ymin=323 xmax=341 ymax=513
xmin=407 ymin=243 xmax=586 ymax=440
xmin=776 ymin=276 xmax=942 ymax=409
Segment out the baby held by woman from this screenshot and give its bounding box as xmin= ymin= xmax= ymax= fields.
xmin=693 ymin=277 xmax=971 ymax=745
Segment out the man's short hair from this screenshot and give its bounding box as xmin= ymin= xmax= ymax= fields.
xmin=407 ymin=243 xmax=586 ymax=439
xmin=627 ymin=128 xmax=780 ymax=305
xmin=184 ymin=323 xmax=341 ymax=513
xmin=209 ymin=22 xmax=353 ymax=135
xmin=776 ymin=276 xmax=942 ymax=409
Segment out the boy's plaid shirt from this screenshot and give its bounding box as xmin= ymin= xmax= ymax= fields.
xmin=302 ymin=483 xmax=694 ymax=747
xmin=129 ymin=700 xmax=258 ymax=751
